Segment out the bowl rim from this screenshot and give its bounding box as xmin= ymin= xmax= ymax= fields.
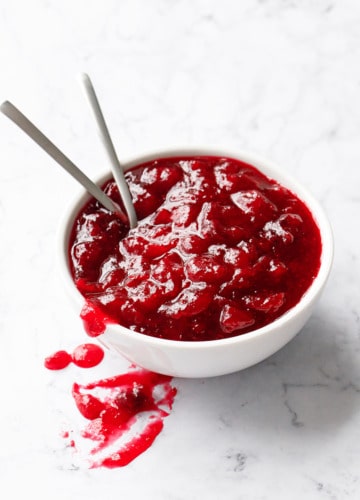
xmin=58 ymin=146 xmax=334 ymax=351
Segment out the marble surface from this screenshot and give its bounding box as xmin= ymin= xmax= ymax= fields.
xmin=0 ymin=0 xmax=359 ymax=498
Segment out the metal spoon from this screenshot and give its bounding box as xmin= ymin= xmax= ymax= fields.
xmin=79 ymin=73 xmax=137 ymax=229
xmin=0 ymin=100 xmax=127 ymax=222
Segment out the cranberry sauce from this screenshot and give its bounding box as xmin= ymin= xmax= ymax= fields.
xmin=69 ymin=156 xmax=322 ymax=341
xmin=45 ymin=345 xmax=177 ymax=467
xmin=70 ymin=368 xmax=177 ymax=468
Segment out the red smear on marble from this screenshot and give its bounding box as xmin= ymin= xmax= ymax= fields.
xmin=71 ymin=368 xmax=177 ymax=468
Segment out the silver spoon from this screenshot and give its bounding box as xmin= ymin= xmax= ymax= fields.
xmin=79 ymin=73 xmax=137 ymax=229
xmin=0 ymin=100 xmax=128 ymax=222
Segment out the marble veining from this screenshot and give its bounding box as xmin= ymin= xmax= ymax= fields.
xmin=1 ymin=0 xmax=360 ymax=499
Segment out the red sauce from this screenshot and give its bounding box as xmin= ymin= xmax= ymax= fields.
xmin=46 ymin=349 xmax=177 ymax=467
xmin=44 ymin=343 xmax=104 ymax=369
xmin=44 ymin=350 xmax=72 ymax=370
xmin=69 ymin=156 xmax=322 ymax=341
xmin=72 ymin=343 xmax=104 ymax=368
xmin=70 ymin=368 xmax=177 ymax=468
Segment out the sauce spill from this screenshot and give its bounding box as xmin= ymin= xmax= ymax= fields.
xmin=71 ymin=368 xmax=177 ymax=468
xmin=45 ymin=346 xmax=177 ymax=468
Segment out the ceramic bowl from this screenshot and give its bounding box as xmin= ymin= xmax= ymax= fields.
xmin=58 ymin=148 xmax=333 ymax=378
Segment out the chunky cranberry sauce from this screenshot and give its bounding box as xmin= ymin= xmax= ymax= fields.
xmin=69 ymin=156 xmax=322 ymax=341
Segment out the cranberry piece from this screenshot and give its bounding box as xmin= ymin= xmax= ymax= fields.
xmin=267 ymin=259 xmax=288 ymax=282
xmin=261 ymin=220 xmax=294 ymax=245
xmin=140 ymin=164 xmax=183 ymax=194
xmin=160 ymin=283 xmax=215 ymax=318
xmin=99 ymin=267 xmax=125 ymax=288
xmin=144 ymin=240 xmax=176 ymax=259
xmin=223 ymin=247 xmax=252 ymax=268
xmin=115 ymin=384 xmax=152 ymax=414
xmin=71 ymin=241 xmax=102 ymax=280
xmin=132 ymin=187 xmax=161 ymax=219
xmin=153 ymin=208 xmax=172 ymax=225
xmin=219 ymin=304 xmax=255 ymax=333
xmin=219 ymin=267 xmax=256 ymax=297
xmin=220 ymin=225 xmax=247 ymax=245
xmin=119 ymin=299 xmax=147 ymax=326
xmin=197 ymin=202 xmax=224 ymax=241
xmin=185 ymin=254 xmax=231 ymax=284
xmin=279 ymin=213 xmax=303 ymax=232
xmin=253 ymin=256 xmax=288 ymax=284
xmin=168 ymin=184 xmax=199 ymax=204
xmin=231 ymin=190 xmax=278 ymax=228
xmin=151 ymin=254 xmax=184 ymax=300
xmin=171 ymin=204 xmax=199 ymax=227
xmin=121 ymin=235 xmax=148 ymax=255
xmin=153 ymin=250 xmax=183 ymax=269
xmin=217 ymin=203 xmax=243 ymax=225
xmin=126 ymin=279 xmax=163 ymax=312
xmin=214 ymin=161 xmax=259 ymax=192
xmin=244 ymin=292 xmax=285 ymax=313
xmin=104 ymin=180 xmax=123 ymax=204
xmin=123 ymin=269 xmax=150 ymax=289
xmin=181 ymin=160 xmax=215 ymax=198
xmin=131 ymin=224 xmax=176 ymax=258
xmin=179 ymin=234 xmax=208 ymax=254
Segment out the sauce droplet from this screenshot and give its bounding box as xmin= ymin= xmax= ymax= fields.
xmin=44 ymin=343 xmax=104 ymax=370
xmin=44 ymin=350 xmax=72 ymax=370
xmin=72 ymin=343 xmax=105 ymax=368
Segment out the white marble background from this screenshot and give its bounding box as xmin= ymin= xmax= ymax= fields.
xmin=0 ymin=0 xmax=360 ymax=498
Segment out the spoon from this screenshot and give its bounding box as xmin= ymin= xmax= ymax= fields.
xmin=79 ymin=73 xmax=137 ymax=229
xmin=0 ymin=100 xmax=128 ymax=222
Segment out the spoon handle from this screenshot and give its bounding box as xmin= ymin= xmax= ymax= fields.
xmin=79 ymin=73 xmax=138 ymax=229
xmin=0 ymin=100 xmax=126 ymax=220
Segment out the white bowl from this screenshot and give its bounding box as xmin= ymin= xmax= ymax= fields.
xmin=58 ymin=148 xmax=333 ymax=378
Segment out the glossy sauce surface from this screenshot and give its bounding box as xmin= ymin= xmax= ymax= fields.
xmin=69 ymin=156 xmax=322 ymax=341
